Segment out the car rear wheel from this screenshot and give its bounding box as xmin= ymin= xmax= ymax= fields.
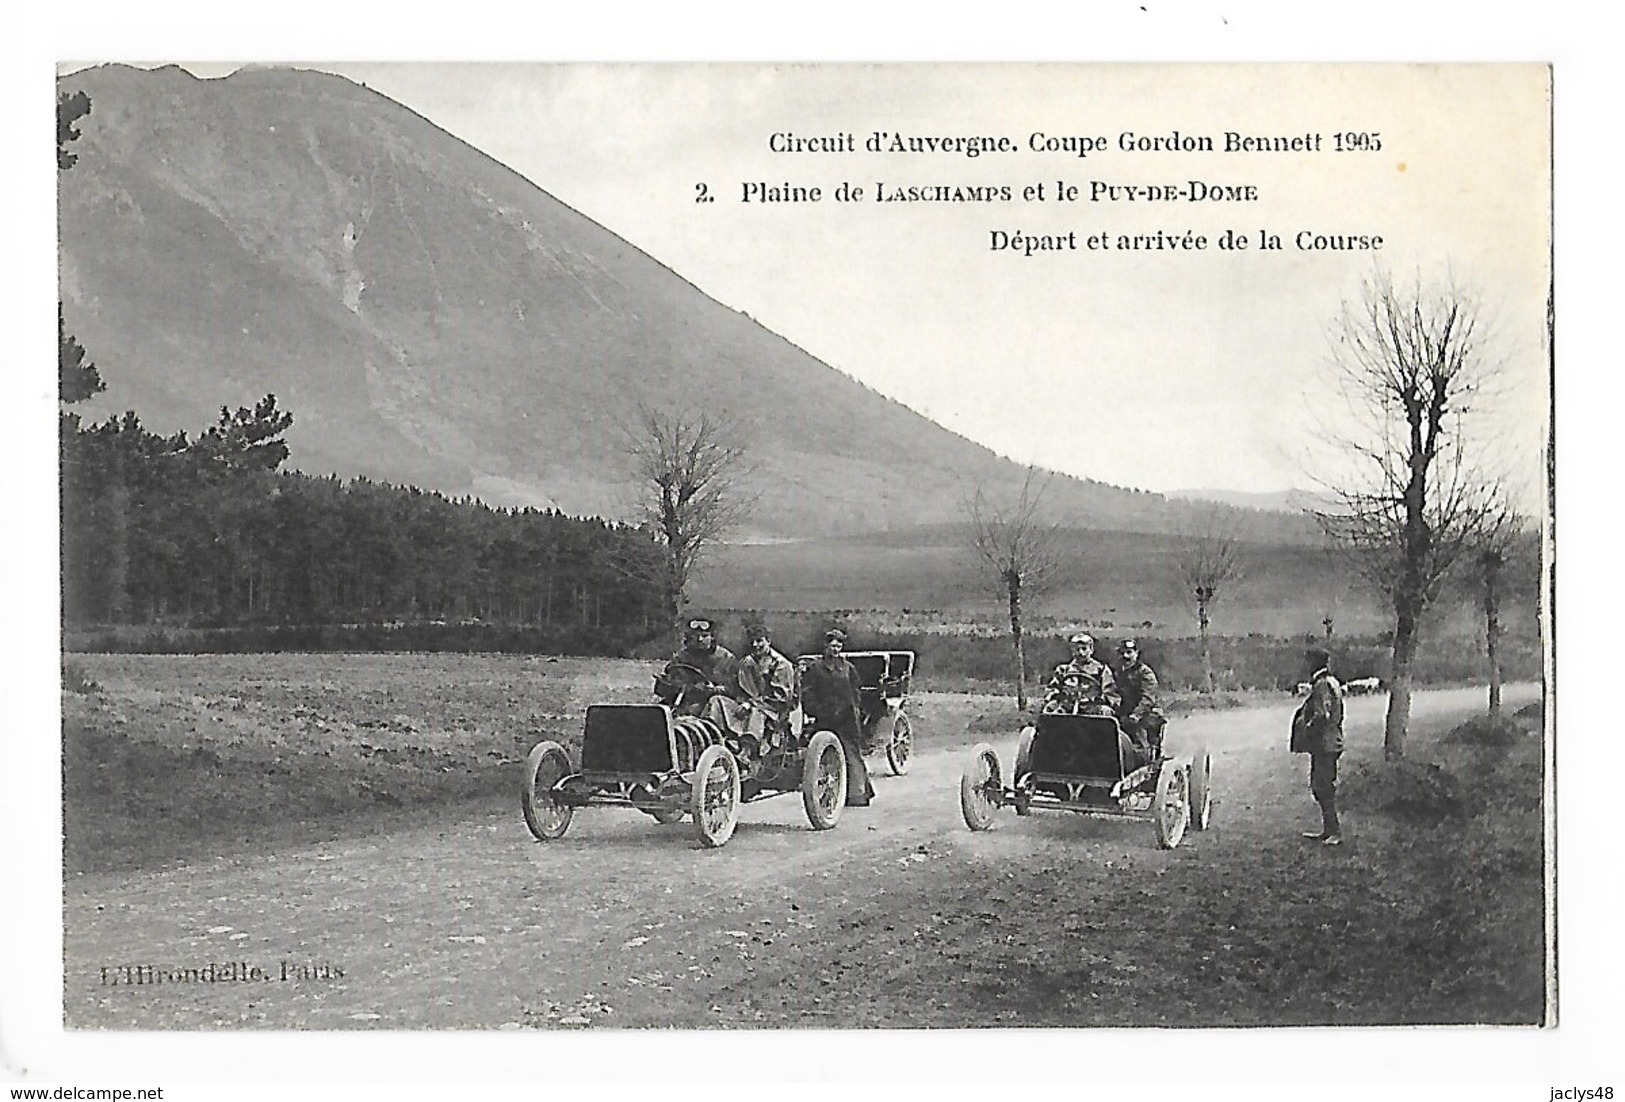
xmin=1013 ymin=726 xmax=1036 ymax=816
xmin=801 ymin=731 xmax=847 ymax=830
xmin=521 ymin=740 xmax=574 ymax=841
xmin=886 ymin=712 xmax=913 ymax=776
xmin=960 ymin=742 xmax=1003 ymax=831
xmin=1153 ymin=761 xmax=1190 ymax=849
xmin=1188 ymin=745 xmax=1213 ymax=831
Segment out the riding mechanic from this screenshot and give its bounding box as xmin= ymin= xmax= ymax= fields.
xmin=736 ymin=621 xmax=798 ymax=753
xmin=1114 ymin=638 xmax=1166 ymax=766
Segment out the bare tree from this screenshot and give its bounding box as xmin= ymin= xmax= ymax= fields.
xmin=624 ymin=404 xmax=753 ymax=634
xmin=1315 ymin=541 xmax=1356 ymax=643
xmin=1313 ymin=269 xmax=1496 ymax=759
xmin=967 ymin=468 xmax=1066 ymax=711
xmin=1472 ymin=492 xmax=1529 ymax=715
xmin=1174 ymin=505 xmax=1249 ymax=693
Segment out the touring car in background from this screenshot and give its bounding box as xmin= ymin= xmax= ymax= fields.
xmin=797 ymin=649 xmax=916 ymax=776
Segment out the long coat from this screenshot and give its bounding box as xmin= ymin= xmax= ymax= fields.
xmin=1116 ymin=660 xmax=1161 ymax=722
xmin=1296 ymin=669 xmax=1345 ymax=754
xmin=656 ymin=644 xmax=739 ymax=711
xmin=800 ymin=654 xmax=873 ymax=804
xmin=800 ymin=655 xmax=862 ymax=732
xmin=1044 ymin=657 xmax=1121 ymax=713
xmin=740 ymin=647 xmax=796 ymax=721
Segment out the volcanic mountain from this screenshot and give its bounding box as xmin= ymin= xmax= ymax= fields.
xmin=58 ymin=64 xmax=1179 ymax=537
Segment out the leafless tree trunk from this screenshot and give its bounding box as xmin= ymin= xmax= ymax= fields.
xmin=624 ymin=404 xmax=753 ymax=637
xmin=1313 ymin=269 xmax=1496 ymax=759
xmin=106 ymin=464 xmax=131 ymax=625
xmin=967 ymin=469 xmax=1066 ymax=711
xmin=1474 ymin=495 xmax=1528 ymax=715
xmin=1484 ymin=552 xmax=1503 ymax=714
xmin=1175 ymin=505 xmax=1248 ymax=693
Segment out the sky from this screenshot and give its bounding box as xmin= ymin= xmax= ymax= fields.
xmin=11 ymin=2 xmax=1621 ymax=1092
xmin=96 ymin=58 xmax=1551 ymax=504
xmin=58 ymin=57 xmax=1552 ymax=502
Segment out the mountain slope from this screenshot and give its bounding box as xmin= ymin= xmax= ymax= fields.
xmin=58 ymin=64 xmax=1178 ymax=536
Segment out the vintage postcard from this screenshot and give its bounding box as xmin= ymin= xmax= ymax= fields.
xmin=15 ymin=46 xmax=1588 ymax=1092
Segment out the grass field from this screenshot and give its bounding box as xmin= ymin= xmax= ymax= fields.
xmin=688 ymin=525 xmax=1541 ymax=692
xmin=60 ymin=652 xmax=1548 ymax=1028
xmin=694 ymin=524 xmax=1534 ymax=640
xmin=61 ymin=653 xmax=647 ymax=873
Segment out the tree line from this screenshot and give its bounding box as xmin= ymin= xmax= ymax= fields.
xmin=58 ymin=89 xmax=666 ymax=648
xmin=59 ymin=401 xmax=666 ymax=639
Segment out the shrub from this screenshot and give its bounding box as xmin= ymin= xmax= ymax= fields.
xmin=1442 ymin=713 xmax=1527 ymax=748
xmin=61 ymin=658 xmax=101 ymax=695
xmin=1389 ymin=759 xmax=1479 ymax=820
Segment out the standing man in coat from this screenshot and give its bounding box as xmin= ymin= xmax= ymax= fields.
xmin=1296 ymin=648 xmax=1345 ymax=846
xmin=799 ymin=628 xmax=874 ymax=807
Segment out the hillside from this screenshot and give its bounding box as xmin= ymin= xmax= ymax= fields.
xmin=56 ymin=64 xmax=1231 ymax=539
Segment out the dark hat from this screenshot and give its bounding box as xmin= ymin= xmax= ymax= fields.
xmin=685 ymin=617 xmax=714 ymax=632
xmin=1305 ymin=647 xmax=1331 ymax=669
xmin=1118 ymin=639 xmax=1139 ymax=654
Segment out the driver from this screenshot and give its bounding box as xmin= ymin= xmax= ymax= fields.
xmin=655 ymin=617 xmax=740 ymax=715
xmin=1043 ymin=632 xmax=1121 ymax=715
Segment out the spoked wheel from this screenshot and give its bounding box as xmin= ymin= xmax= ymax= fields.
xmin=1153 ymin=760 xmax=1191 ymax=849
xmin=521 ymin=740 xmax=574 ymax=841
xmin=1012 ymin=726 xmax=1036 ymax=816
xmin=1188 ymin=744 xmax=1213 ymax=831
xmin=960 ymin=742 xmax=1004 ymax=831
xmin=691 ymin=744 xmax=741 ymax=849
xmin=886 ymin=712 xmax=913 ymax=776
xmin=801 ymin=731 xmax=848 ymax=830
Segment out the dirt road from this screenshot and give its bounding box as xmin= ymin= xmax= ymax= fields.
xmin=64 ymin=684 xmax=1536 ymax=1029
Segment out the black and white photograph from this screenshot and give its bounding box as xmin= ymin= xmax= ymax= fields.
xmin=6 ymin=4 xmax=1614 ymax=1095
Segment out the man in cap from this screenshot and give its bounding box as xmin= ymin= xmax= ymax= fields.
xmin=655 ymin=616 xmax=740 ymax=716
xmin=799 ymin=628 xmax=874 ymax=806
xmin=1292 ymin=647 xmax=1345 ymax=846
xmin=1114 ymin=639 xmax=1166 ymax=765
xmin=1044 ymin=632 xmax=1121 ymax=716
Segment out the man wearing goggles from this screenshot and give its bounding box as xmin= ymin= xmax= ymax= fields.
xmin=654 ymin=616 xmax=740 ymax=714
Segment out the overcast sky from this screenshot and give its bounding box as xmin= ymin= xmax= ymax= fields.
xmin=65 ymin=59 xmax=1552 ymax=500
